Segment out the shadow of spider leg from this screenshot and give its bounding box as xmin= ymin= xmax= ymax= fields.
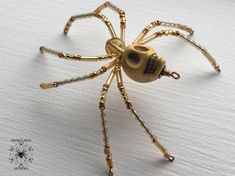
xmin=99 ymin=68 xmax=116 ymax=176
xmin=40 ymin=60 xmax=116 ymax=89
xmin=134 ymin=20 xmax=194 ymax=44
xmin=141 ymin=30 xmax=220 ymax=72
xmin=116 ymin=68 xmax=175 ymax=162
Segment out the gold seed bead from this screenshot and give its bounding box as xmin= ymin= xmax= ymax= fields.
xmin=89 ymin=72 xmax=98 ymax=78
xmin=142 ymin=28 xmax=149 ymax=34
xmin=99 ymin=101 xmax=105 ymax=110
xmin=72 ymin=54 xmax=81 ymax=60
xmin=69 ymin=17 xmax=75 ymax=22
xmin=58 ymin=52 xmax=67 ymax=58
xmin=101 ymin=66 xmax=107 ymax=72
xmin=102 ymin=84 xmax=110 ymax=91
xmin=126 ymin=101 xmax=132 ymax=109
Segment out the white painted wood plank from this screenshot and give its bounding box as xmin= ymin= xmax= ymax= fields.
xmin=0 ymin=0 xmax=234 ymax=176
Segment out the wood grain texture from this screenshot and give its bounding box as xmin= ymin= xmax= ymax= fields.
xmin=0 ymin=0 xmax=235 ymax=176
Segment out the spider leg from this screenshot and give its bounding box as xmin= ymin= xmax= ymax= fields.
xmin=39 ymin=46 xmax=113 ymax=62
xmin=116 ymin=67 xmax=174 ymax=161
xmin=134 ymin=20 xmax=194 ymax=44
xmin=94 ymin=1 xmax=126 ymax=41
xmin=23 ymin=153 xmax=27 ymax=160
xmin=15 ymin=153 xmax=19 ymax=159
xmin=64 ymin=12 xmax=116 ymax=38
xmin=99 ymin=68 xmax=116 ymax=176
xmin=40 ymin=60 xmax=116 ymax=89
xmin=141 ymin=30 xmax=220 ymax=72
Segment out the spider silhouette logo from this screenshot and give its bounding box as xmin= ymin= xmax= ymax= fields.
xmin=9 ymin=139 xmax=33 ymax=170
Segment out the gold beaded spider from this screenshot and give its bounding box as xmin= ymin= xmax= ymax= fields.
xmin=39 ymin=2 xmax=220 ymax=176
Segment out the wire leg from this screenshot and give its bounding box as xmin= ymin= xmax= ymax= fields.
xmin=40 ymin=60 xmax=115 ymax=89
xmin=94 ymin=1 xmax=126 ymax=41
xmin=99 ymin=68 xmax=116 ymax=176
xmin=134 ymin=20 xmax=193 ymax=44
xmin=63 ymin=12 xmax=117 ymax=38
xmin=40 ymin=46 xmax=112 ymax=61
xmin=116 ymin=68 xmax=174 ymax=161
xmin=141 ymin=30 xmax=220 ymax=72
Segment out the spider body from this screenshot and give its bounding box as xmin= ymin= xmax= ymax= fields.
xmin=106 ymin=38 xmax=168 ymax=82
xmin=15 ymin=148 xmax=27 ymax=160
xmin=39 ymin=1 xmax=220 ymax=176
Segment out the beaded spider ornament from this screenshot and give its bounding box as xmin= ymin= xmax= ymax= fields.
xmin=39 ymin=2 xmax=220 ymax=176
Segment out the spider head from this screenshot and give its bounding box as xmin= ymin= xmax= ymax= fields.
xmin=122 ymin=44 xmax=169 ymax=83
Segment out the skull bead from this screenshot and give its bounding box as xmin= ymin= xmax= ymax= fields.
xmin=122 ymin=44 xmax=166 ymax=83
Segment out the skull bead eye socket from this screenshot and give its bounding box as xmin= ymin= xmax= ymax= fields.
xmin=125 ymin=52 xmax=143 ymax=69
xmin=127 ymin=52 xmax=140 ymax=64
xmin=123 ymin=44 xmax=154 ymax=70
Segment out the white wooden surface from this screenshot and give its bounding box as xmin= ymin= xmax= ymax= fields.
xmin=0 ymin=0 xmax=235 ymax=176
